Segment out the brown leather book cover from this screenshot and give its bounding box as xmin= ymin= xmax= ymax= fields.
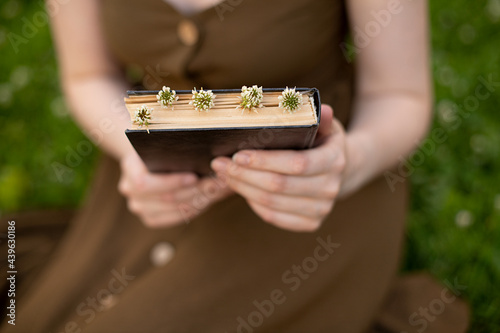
xmin=125 ymin=88 xmax=321 ymax=175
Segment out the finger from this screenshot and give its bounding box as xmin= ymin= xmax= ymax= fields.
xmin=162 ymin=177 xmax=233 ymax=225
xmin=128 ymin=195 xmax=200 ymax=228
xmin=120 ymin=170 xmax=198 ymax=196
xmin=212 ymin=157 xmax=340 ymax=199
xmin=224 ymin=176 xmax=334 ymax=219
xmin=140 ymin=210 xmax=189 ymax=228
xmin=315 ymin=104 xmax=334 ymax=145
xmin=166 ymin=176 xmax=232 ymax=203
xmin=142 ymin=173 xmax=198 ymax=194
xmin=127 ymin=196 xmax=181 ymax=217
xmin=247 ymin=201 xmax=322 ymax=232
xmin=230 ymin=137 xmax=342 ymax=176
xmin=120 ymin=152 xmax=198 ymax=196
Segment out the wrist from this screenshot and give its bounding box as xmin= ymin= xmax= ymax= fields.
xmin=339 ymin=131 xmax=374 ymax=198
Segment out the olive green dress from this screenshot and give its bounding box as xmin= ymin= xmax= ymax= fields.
xmin=0 ymin=0 xmax=469 ymax=332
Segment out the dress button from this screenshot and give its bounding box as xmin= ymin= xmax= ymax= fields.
xmin=150 ymin=241 xmax=176 ymax=267
xmin=177 ymin=19 xmax=199 ymax=46
xmin=99 ymin=294 xmax=118 ymax=311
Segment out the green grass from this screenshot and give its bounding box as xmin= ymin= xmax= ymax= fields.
xmin=0 ymin=1 xmax=98 ymax=212
xmin=402 ymin=1 xmax=500 ymax=331
xmin=1 ymin=0 xmax=499 ymax=331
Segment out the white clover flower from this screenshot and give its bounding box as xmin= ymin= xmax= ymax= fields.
xmin=278 ymin=87 xmax=303 ymax=114
xmin=189 ymin=88 xmax=216 ymax=112
xmin=157 ymin=86 xmax=178 ymax=108
xmin=134 ymin=104 xmax=152 ymax=132
xmin=238 ymin=85 xmax=263 ymax=113
xmin=455 ymin=210 xmax=473 ymax=228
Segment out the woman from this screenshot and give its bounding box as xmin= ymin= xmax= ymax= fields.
xmin=1 ymin=0 xmax=468 ymax=332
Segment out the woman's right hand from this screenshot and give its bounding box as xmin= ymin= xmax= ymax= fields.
xmin=118 ymin=152 xmax=232 ymax=228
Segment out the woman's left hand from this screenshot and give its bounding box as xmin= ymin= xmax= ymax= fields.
xmin=210 ymin=104 xmax=347 ymax=232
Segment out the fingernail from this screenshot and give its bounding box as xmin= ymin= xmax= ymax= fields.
xmin=183 ymin=175 xmax=197 ymax=185
xmin=211 ymin=159 xmax=228 ymax=171
xmin=233 ymin=152 xmax=251 ymax=165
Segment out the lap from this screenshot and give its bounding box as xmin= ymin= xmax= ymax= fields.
xmin=1 ymin=156 xmax=407 ymax=333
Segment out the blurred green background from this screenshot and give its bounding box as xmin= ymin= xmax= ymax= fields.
xmin=0 ymin=0 xmax=499 ymax=331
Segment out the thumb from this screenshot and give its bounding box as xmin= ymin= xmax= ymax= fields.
xmin=315 ymin=104 xmax=334 ymax=144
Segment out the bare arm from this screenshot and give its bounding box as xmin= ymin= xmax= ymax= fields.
xmin=212 ymin=0 xmax=432 ymax=231
xmin=48 ymin=0 xmax=132 ymax=160
xmin=343 ymin=0 xmax=432 ymax=195
xmin=48 ymin=0 xmax=231 ymax=227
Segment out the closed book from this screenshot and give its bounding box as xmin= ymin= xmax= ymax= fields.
xmin=125 ymin=88 xmax=321 ymax=175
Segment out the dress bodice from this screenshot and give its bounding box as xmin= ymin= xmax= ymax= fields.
xmin=100 ymin=0 xmax=354 ymax=125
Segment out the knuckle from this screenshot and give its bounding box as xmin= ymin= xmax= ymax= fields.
xmin=227 ymin=162 xmax=241 ymax=176
xmin=301 ymin=219 xmax=322 ymax=232
xmin=127 ymin=200 xmax=142 ymax=215
xmin=143 ymin=215 xmax=177 ymax=229
xmin=268 ymin=173 xmax=287 ymax=192
xmin=251 ymin=152 xmax=263 ymax=167
xmin=260 ymin=209 xmax=276 ymax=225
xmin=323 ymin=180 xmax=340 ymax=199
xmin=316 ymin=202 xmax=333 ymax=218
xmin=141 ymin=216 xmax=157 ymax=228
xmin=290 ymin=154 xmax=308 ymax=174
xmin=251 ymin=201 xmax=276 ymax=224
xmin=323 ymin=187 xmax=339 ymax=200
xmin=257 ymin=191 xmax=275 ymax=207
xmin=118 ymin=179 xmax=130 ymax=196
